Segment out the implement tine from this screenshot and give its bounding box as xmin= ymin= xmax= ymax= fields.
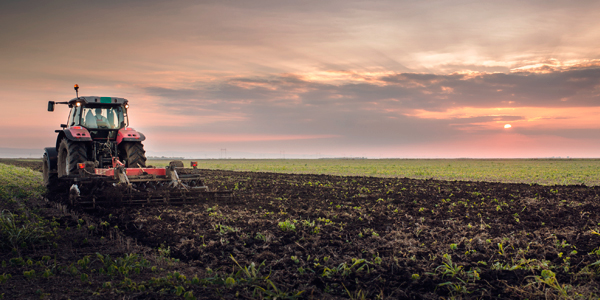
xmin=115 ymin=166 xmax=130 ymax=186
xmin=166 ymin=165 xmax=189 ymax=191
xmin=75 ymin=190 xmax=233 ymax=207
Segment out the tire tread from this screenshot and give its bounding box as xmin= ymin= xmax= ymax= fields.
xmin=58 ymin=139 xmax=88 ymax=176
xmin=123 ymin=142 xmax=146 ymax=168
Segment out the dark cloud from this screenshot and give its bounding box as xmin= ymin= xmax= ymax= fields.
xmin=142 ymin=66 xmax=600 ymax=149
xmin=148 ymin=65 xmax=600 ymax=110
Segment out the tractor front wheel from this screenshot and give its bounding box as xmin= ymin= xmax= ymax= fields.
xmin=57 ymin=139 xmax=88 ymax=177
xmin=42 ymin=153 xmax=58 ymax=189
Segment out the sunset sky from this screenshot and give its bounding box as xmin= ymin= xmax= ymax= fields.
xmin=1 ymin=0 xmax=599 ymax=158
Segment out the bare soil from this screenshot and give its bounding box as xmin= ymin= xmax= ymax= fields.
xmin=2 ymin=159 xmax=600 ymax=299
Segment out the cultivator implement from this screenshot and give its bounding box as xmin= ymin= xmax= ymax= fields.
xmin=61 ymin=160 xmax=232 ymax=208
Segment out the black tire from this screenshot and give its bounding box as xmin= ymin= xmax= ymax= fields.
xmin=169 ymin=160 xmax=184 ymax=168
xmin=57 ymin=139 xmax=88 ymax=177
xmin=121 ymin=142 xmax=146 ymax=168
xmin=42 ymin=153 xmax=59 ymax=189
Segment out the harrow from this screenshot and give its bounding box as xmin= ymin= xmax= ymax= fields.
xmin=59 ymin=160 xmax=232 ymax=208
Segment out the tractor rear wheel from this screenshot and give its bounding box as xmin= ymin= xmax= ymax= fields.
xmin=42 ymin=153 xmax=58 ymax=189
xmin=57 ymin=139 xmax=88 ymax=177
xmin=121 ymin=142 xmax=146 ymax=168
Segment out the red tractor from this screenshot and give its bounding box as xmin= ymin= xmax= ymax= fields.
xmin=43 ymin=85 xmax=230 ymax=207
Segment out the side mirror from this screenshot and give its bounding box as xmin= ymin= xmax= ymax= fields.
xmin=48 ymin=101 xmax=55 ymax=112
xmin=60 ymin=124 xmax=67 ymax=128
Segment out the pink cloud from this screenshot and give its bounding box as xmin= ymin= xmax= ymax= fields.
xmin=147 ymin=132 xmax=339 ymax=143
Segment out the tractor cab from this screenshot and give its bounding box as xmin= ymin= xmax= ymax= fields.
xmin=72 ymin=106 xmax=126 ymax=129
xmin=65 ymin=97 xmax=129 ymax=140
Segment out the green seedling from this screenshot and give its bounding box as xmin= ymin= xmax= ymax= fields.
xmin=435 ymin=254 xmax=462 ymax=279
xmin=278 ymin=220 xmax=296 ymax=232
xmin=534 ymin=270 xmax=569 ymax=297
xmin=230 ymin=254 xmax=265 ymax=282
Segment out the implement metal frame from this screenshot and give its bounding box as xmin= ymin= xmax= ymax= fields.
xmin=64 ymin=161 xmax=231 ymax=208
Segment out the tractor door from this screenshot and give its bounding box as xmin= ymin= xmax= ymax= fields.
xmin=67 ymin=106 xmax=83 ymax=127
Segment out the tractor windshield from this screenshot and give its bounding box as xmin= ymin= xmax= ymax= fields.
xmin=81 ymin=106 xmax=127 ymax=129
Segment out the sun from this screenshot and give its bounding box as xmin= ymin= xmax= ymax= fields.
xmin=504 ymin=124 xmax=512 ymax=129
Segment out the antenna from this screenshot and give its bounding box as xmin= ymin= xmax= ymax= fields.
xmin=74 ymin=84 xmax=79 ymax=98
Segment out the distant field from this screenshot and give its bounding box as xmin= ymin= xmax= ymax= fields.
xmin=3 ymin=157 xmax=598 ymax=186
xmin=147 ymin=158 xmax=600 ymax=186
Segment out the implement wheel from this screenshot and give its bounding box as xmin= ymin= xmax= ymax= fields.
xmin=121 ymin=142 xmax=146 ymax=168
xmin=57 ymin=139 xmax=88 ymax=177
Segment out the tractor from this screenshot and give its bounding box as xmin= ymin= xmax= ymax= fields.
xmin=43 ymin=85 xmax=230 ymax=207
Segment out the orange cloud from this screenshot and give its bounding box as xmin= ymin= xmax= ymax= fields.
xmin=404 ymin=107 xmax=600 ymax=131
xmin=296 ymin=70 xmax=395 ymax=86
xmin=510 ymin=59 xmax=600 ymax=73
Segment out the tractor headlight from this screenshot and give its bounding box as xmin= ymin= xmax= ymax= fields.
xmin=76 ymin=102 xmax=81 ymax=107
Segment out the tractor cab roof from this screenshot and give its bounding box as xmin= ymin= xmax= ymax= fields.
xmin=68 ymin=96 xmax=128 ymax=107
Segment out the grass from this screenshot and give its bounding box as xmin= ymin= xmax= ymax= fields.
xmin=0 ymin=163 xmax=44 ymax=200
xmin=147 ymin=158 xmax=600 ymax=186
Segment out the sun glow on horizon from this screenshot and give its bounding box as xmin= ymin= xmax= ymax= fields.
xmin=504 ymin=124 xmax=512 ymax=129
xmin=404 ymin=107 xmax=600 ymax=131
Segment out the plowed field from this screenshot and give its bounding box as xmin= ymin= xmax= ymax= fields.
xmin=101 ymin=170 xmax=600 ymax=298
xmin=3 ymin=158 xmax=600 ymax=299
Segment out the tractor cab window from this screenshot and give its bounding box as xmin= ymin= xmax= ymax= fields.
xmin=81 ymin=106 xmax=127 ymax=129
xmin=68 ymin=107 xmax=82 ymax=127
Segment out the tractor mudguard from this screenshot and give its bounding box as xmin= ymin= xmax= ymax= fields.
xmin=117 ymin=127 xmax=146 ymax=144
xmin=55 ymin=128 xmax=92 ymax=150
xmin=64 ymin=128 xmax=93 ymax=142
xmin=43 ymin=147 xmax=58 ymax=171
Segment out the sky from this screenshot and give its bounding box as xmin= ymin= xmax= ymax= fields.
xmin=1 ymin=0 xmax=600 ymax=158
